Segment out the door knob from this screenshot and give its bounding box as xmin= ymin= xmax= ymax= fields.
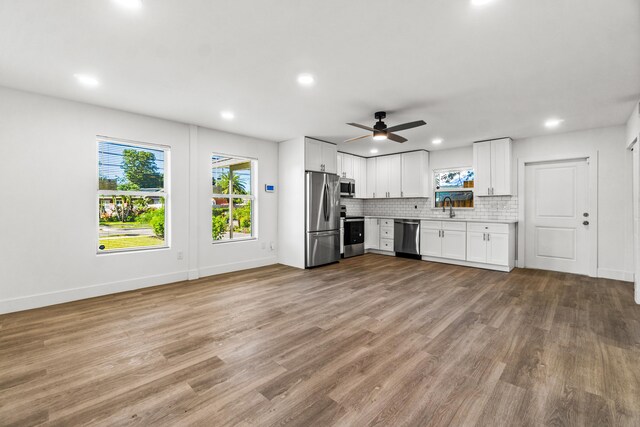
xmin=583 ymin=213 xmax=589 ymax=217
xmin=583 ymin=221 xmax=589 ymax=225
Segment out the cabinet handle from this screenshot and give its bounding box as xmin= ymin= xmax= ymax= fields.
xmin=487 ymin=233 xmax=490 ymax=241
xmin=401 ymin=191 xmax=404 ymax=197
xmin=483 ymin=233 xmax=486 ymax=241
xmin=442 ymin=230 xmax=444 ymax=238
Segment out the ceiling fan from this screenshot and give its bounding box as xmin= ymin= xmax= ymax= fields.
xmin=345 ymin=111 xmax=426 ymax=143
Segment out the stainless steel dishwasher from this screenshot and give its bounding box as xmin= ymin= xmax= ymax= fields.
xmin=394 ymin=219 xmax=420 ymax=256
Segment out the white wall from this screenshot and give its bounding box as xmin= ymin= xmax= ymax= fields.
xmin=513 ymin=125 xmax=634 ymax=281
xmin=0 ymin=87 xmax=278 ymax=313
xmin=277 ymin=137 xmax=305 ymax=269
xmin=196 ymin=127 xmax=278 ymax=277
xmin=626 ymin=100 xmax=640 ymax=303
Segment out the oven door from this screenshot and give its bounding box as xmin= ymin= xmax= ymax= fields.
xmin=344 ymin=220 xmax=365 ymax=245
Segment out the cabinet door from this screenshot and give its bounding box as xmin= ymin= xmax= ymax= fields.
xmin=466 ymin=231 xmax=487 ymax=263
xmin=490 ymin=138 xmax=511 ymax=196
xmin=337 ymin=153 xmax=343 ymax=177
xmin=441 ymin=230 xmax=466 ymax=260
xmin=322 ymin=143 xmax=337 ymax=174
xmin=473 ymin=141 xmax=492 ymax=196
xmin=376 ymin=156 xmax=390 ymax=197
xmin=342 ymin=154 xmax=353 ymax=179
xmin=388 ymin=154 xmax=402 ymax=197
xmin=305 ymin=139 xmax=323 ymax=172
xmin=420 ymin=229 xmax=442 ymax=257
xmin=365 ymin=218 xmax=379 ymax=249
xmin=401 ymin=151 xmax=428 ymax=197
xmin=367 ymin=157 xmax=377 ymax=198
xmin=487 ymin=232 xmax=509 ymax=266
xmin=358 ymin=157 xmax=367 ymax=198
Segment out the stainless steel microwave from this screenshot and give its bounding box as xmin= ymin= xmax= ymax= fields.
xmin=339 ymin=178 xmax=355 ymax=197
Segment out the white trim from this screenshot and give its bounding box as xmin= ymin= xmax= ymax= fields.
xmin=517 ymin=152 xmax=599 ymax=277
xmin=188 ymin=125 xmax=200 ymax=280
xmin=0 ymin=271 xmax=189 ymax=314
xmin=198 ymin=256 xmax=277 ymax=278
xmin=597 ymin=268 xmax=634 ymax=282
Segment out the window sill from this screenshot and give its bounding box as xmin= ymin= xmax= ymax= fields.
xmin=212 ymin=237 xmax=257 ymax=245
xmin=97 ymin=245 xmax=170 ymax=255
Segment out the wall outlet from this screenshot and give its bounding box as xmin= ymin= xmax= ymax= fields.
xmin=177 ymin=251 xmax=184 ymax=260
xmin=270 ymin=241 xmax=276 ymax=251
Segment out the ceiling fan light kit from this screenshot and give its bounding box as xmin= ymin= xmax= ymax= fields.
xmin=345 ymin=111 xmax=426 ymax=144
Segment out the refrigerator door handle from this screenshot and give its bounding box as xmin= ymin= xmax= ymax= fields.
xmin=323 ymin=183 xmax=329 ymax=221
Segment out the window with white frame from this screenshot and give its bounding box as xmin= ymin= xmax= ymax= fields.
xmin=434 ymin=167 xmax=475 ymax=209
xmin=97 ymin=138 xmax=168 ymax=252
xmin=211 ymin=154 xmax=256 ymax=242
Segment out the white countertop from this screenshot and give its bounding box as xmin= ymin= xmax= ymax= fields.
xmin=365 ymin=215 xmax=518 ymax=224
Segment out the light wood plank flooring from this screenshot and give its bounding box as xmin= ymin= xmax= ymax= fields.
xmin=1 ymin=254 xmax=640 ymax=426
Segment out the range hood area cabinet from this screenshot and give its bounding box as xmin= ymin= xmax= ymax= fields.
xmin=366 ymin=151 xmax=430 ymax=198
xmin=473 ymin=138 xmax=512 ymax=196
xmin=305 ymin=137 xmax=337 ymax=174
xmin=337 ymin=152 xmax=367 ymax=198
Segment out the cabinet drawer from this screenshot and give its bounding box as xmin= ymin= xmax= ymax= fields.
xmin=380 ymin=238 xmax=394 ymax=251
xmin=380 ymin=219 xmax=394 ymax=227
xmin=467 ymin=222 xmax=509 ymax=234
xmin=442 ymin=221 xmax=467 ymax=231
xmin=380 ymin=226 xmax=394 ymax=239
xmin=420 ymin=220 xmax=441 ymax=230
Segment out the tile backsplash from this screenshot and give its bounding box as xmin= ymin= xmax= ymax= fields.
xmin=353 ymin=196 xmax=518 ymax=221
xmin=340 ymin=197 xmax=364 ymax=216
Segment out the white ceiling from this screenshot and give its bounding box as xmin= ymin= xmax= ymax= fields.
xmin=1 ymin=0 xmax=639 ymax=156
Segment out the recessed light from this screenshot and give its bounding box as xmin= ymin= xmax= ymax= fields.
xmin=74 ymin=74 xmax=100 ymax=88
xmin=432 ymin=138 xmax=443 ymax=145
xmin=112 ymin=0 xmax=143 ymax=10
xmin=220 ymin=111 xmax=235 ymax=120
xmin=544 ymin=118 xmax=564 ymax=128
xmin=297 ymin=73 xmax=315 ymax=87
xmin=471 ymin=0 xmax=494 ymax=6
xmin=370 ymin=148 xmax=379 ymax=154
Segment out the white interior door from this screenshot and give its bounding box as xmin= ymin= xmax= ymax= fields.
xmin=525 ymin=159 xmax=589 ymax=274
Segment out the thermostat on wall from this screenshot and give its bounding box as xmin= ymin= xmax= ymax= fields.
xmin=265 ymin=184 xmax=276 ymax=193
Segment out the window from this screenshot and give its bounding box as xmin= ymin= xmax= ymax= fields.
xmin=434 ymin=167 xmax=475 ymax=208
xmin=97 ymin=138 xmax=168 ymax=252
xmin=211 ymin=154 xmax=256 ymax=242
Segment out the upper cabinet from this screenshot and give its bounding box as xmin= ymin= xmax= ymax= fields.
xmin=337 ymin=152 xmax=354 ymax=179
xmin=373 ymin=154 xmax=402 ymax=198
xmin=305 ymin=138 xmax=337 ymax=174
xmin=366 ymin=157 xmax=377 ymax=198
xmin=473 ymin=138 xmax=512 ymax=196
xmin=353 ymin=156 xmax=367 ymax=198
xmin=401 ymin=151 xmax=430 ymax=197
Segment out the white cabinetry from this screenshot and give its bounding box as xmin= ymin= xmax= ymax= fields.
xmin=366 ymin=157 xmax=377 ymax=198
xmin=379 ymin=219 xmax=395 ymax=251
xmin=419 ymin=221 xmax=466 ymax=260
xmin=365 ymin=218 xmax=379 ymax=250
xmin=375 ymin=155 xmax=402 ymax=198
xmin=466 ymin=222 xmax=514 ymax=267
xmin=401 ymin=151 xmax=430 ymax=197
xmin=337 ymin=152 xmax=354 ymax=178
xmin=473 ymin=138 xmax=512 ymax=196
xmin=305 ymin=138 xmax=337 ymax=174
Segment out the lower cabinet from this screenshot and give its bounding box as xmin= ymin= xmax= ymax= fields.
xmin=420 ymin=221 xmax=466 ymax=260
xmin=466 ymin=223 xmax=512 ymax=266
xmin=364 ymin=218 xmax=379 ymax=250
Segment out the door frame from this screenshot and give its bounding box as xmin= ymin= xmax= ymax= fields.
xmin=517 ymin=152 xmax=599 ymax=277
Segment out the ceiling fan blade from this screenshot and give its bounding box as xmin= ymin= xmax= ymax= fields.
xmin=387 ymin=132 xmax=408 ymax=143
xmin=344 ymin=134 xmax=370 ymax=143
xmin=386 ymin=120 xmax=427 ymax=133
xmin=347 ymin=122 xmax=376 ymax=132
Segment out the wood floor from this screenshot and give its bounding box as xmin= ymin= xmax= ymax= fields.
xmin=1 ymin=254 xmax=640 ymax=426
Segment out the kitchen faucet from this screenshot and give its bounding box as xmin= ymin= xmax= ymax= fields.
xmin=442 ymin=196 xmax=455 ymax=218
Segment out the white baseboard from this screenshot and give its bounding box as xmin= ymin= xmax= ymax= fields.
xmin=636 ymin=284 xmax=640 ymax=304
xmin=0 ymin=271 xmax=190 ymax=315
xmin=198 ymin=256 xmax=278 ymax=278
xmin=597 ymin=268 xmax=634 ymax=282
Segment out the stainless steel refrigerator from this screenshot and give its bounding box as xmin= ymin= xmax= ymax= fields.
xmin=305 ymin=171 xmax=340 ymax=267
